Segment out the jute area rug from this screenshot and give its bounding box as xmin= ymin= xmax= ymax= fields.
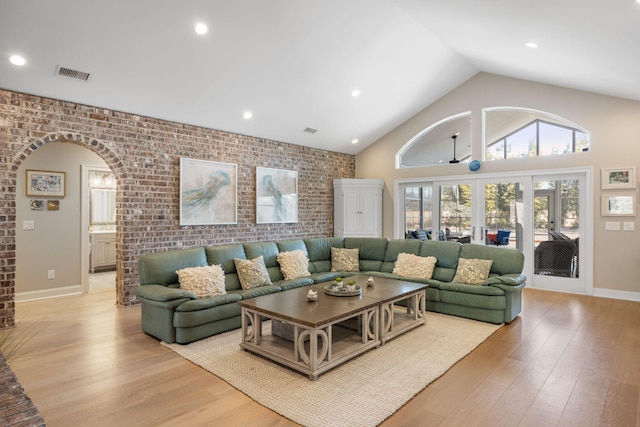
xmin=163 ymin=313 xmax=502 ymax=427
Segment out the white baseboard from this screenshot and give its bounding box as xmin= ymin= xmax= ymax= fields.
xmin=593 ymin=287 xmax=640 ymax=302
xmin=16 ymin=285 xmax=82 ymax=303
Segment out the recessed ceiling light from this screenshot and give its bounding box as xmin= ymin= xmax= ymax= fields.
xmin=351 ymin=139 xmax=359 ymax=144
xmin=525 ymin=42 xmax=539 ymax=48
xmin=243 ymin=111 xmax=253 ymax=119
xmin=9 ymin=55 xmax=26 ymax=66
xmin=351 ymin=89 xmax=360 ymax=97
xmin=195 ymin=23 xmax=208 ymax=35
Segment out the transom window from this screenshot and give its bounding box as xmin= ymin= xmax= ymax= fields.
xmin=485 ymin=108 xmax=590 ymax=161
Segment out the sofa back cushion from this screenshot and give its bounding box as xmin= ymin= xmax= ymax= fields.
xmin=276 ymin=239 xmax=308 ymax=253
xmin=418 ymin=241 xmax=462 ymax=282
xmin=460 ymin=244 xmax=524 ymax=275
xmin=138 ymin=247 xmax=207 ymax=286
xmin=205 ymin=244 xmax=247 ymax=291
xmin=381 ymin=239 xmax=422 ymax=273
xmin=304 ymin=238 xmax=344 ymax=273
xmin=344 ymin=237 xmax=388 ymax=271
xmin=243 ymin=242 xmax=284 ymax=282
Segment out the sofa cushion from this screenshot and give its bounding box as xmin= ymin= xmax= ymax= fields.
xmin=453 ymin=258 xmax=493 ymax=285
xmin=205 ymin=244 xmax=247 ymax=291
xmin=418 ymin=241 xmax=462 ymax=282
xmin=276 ymin=239 xmax=308 ymax=253
xmin=393 ymin=253 xmax=437 ymax=279
xmin=277 ymin=277 xmax=315 ymax=291
xmin=305 ymin=237 xmax=344 ymax=273
xmin=277 ymin=250 xmax=311 ymax=280
xmin=176 ymin=265 xmax=226 ymax=298
xmin=138 ymin=247 xmax=208 ymax=286
xmin=344 ymin=238 xmax=388 ymax=271
xmin=234 ymin=256 xmax=273 ymax=289
xmin=243 ymin=242 xmax=284 ymax=282
xmin=459 ymin=244 xmax=524 ymax=275
xmin=331 ymin=247 xmax=360 ymax=272
xmin=381 ymin=239 xmax=422 ymax=272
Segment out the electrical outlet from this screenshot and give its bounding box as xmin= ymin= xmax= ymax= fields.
xmin=624 ymin=222 xmax=635 ymax=231
xmin=47 ymin=270 xmax=55 ymax=279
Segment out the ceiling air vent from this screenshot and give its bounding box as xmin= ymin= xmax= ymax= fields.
xmin=55 ymin=65 xmax=91 ymax=82
xmin=303 ymin=127 xmax=318 ymax=134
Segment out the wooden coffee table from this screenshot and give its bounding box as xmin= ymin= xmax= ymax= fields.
xmin=238 ymin=276 xmax=427 ymax=380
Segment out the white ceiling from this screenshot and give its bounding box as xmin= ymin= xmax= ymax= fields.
xmin=1 ymin=0 xmax=639 ymax=155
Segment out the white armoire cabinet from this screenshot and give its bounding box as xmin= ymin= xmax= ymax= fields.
xmin=333 ymin=179 xmax=383 ymax=238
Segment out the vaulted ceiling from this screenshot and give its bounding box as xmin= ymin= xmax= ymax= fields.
xmin=1 ymin=0 xmax=638 ymax=155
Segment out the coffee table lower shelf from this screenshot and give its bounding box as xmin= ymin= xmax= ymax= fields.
xmin=240 ymin=307 xmax=379 ymax=380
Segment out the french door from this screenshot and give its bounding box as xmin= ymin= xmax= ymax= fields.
xmin=397 ymin=168 xmax=592 ymax=294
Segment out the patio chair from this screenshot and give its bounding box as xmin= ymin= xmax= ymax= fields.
xmin=497 ymin=230 xmax=511 ymax=246
xmin=534 ymin=240 xmax=577 ymax=277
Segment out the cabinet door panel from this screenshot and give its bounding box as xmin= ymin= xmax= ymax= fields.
xmin=343 ymin=190 xmax=361 ymax=235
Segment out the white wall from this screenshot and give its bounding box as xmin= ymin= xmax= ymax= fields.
xmin=16 ymin=142 xmax=108 ymax=296
xmin=356 ymin=72 xmax=640 ymax=295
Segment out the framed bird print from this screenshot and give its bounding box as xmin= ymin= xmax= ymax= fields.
xmin=180 ymin=158 xmax=237 ymax=225
xmin=256 ymin=167 xmax=298 ymax=223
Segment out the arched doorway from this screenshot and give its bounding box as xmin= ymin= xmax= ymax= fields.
xmin=2 ymin=132 xmax=129 ymax=328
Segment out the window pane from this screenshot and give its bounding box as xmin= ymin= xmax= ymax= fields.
xmin=575 ymin=131 xmax=590 ymax=152
xmin=399 ymin=113 xmax=471 ymax=167
xmin=487 ymin=140 xmax=505 ymax=160
xmin=506 ymin=123 xmax=536 ymax=158
xmin=559 ymin=180 xmax=579 ymax=238
xmin=440 ymin=184 xmax=472 ymax=239
xmin=539 ymin=122 xmax=573 ymax=156
xmin=421 ymin=186 xmax=432 ymax=230
xmin=404 ymin=187 xmax=421 ymax=231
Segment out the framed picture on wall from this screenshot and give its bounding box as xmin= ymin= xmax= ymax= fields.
xmin=26 ymin=169 xmax=66 ymax=197
xmin=256 ymin=167 xmax=298 ymax=223
xmin=180 ymin=158 xmax=237 ymax=225
xmin=601 ymin=167 xmax=636 ymax=189
xmin=602 ymin=193 xmax=636 ymax=216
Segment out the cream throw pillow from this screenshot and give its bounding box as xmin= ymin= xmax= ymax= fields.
xmin=330 ymin=247 xmax=360 ymax=272
xmin=277 ymin=250 xmax=311 ymax=280
xmin=234 ymin=256 xmax=273 ymax=289
xmin=452 ymin=258 xmax=493 ymax=285
xmin=176 ymin=265 xmax=226 ymax=298
xmin=393 ymin=253 xmax=437 ymax=279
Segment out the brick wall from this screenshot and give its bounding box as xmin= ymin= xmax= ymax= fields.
xmin=0 ymin=89 xmax=355 ymax=328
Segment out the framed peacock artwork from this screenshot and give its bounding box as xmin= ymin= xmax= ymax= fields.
xmin=256 ymin=167 xmax=298 ymax=223
xmin=180 ymin=158 xmax=237 ymax=225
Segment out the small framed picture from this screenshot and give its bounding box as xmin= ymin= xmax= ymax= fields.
xmin=602 ymin=167 xmax=635 ymax=189
xmin=602 ymin=193 xmax=636 ymax=216
xmin=26 ymin=169 xmax=66 ymax=197
xmin=47 ymin=200 xmax=60 ymax=211
xmin=30 ymin=199 xmax=44 ymax=210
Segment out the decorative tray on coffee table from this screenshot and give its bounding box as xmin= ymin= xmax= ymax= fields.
xmin=324 ymin=284 xmax=362 ymax=297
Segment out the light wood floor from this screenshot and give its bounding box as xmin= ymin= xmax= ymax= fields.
xmin=5 ymin=287 xmax=640 ymax=427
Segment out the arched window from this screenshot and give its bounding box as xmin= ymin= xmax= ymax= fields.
xmin=396 ymin=112 xmax=471 ymax=168
xmin=485 ymin=107 xmax=589 ymax=160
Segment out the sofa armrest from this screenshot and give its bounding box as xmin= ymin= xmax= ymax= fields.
xmin=135 ymin=284 xmax=197 ymax=302
xmin=483 ymin=273 xmax=526 ymax=287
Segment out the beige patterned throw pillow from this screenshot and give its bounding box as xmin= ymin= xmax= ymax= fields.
xmin=277 ymin=250 xmax=311 ymax=280
xmin=330 ymin=247 xmax=360 ymax=272
xmin=234 ymin=256 xmax=273 ymax=289
xmin=393 ymin=253 xmax=437 ymax=279
xmin=176 ymin=265 xmax=226 ymax=298
xmin=452 ymin=258 xmax=493 ymax=285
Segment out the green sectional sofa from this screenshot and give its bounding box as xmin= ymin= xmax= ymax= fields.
xmin=136 ymin=237 xmax=526 ymax=344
